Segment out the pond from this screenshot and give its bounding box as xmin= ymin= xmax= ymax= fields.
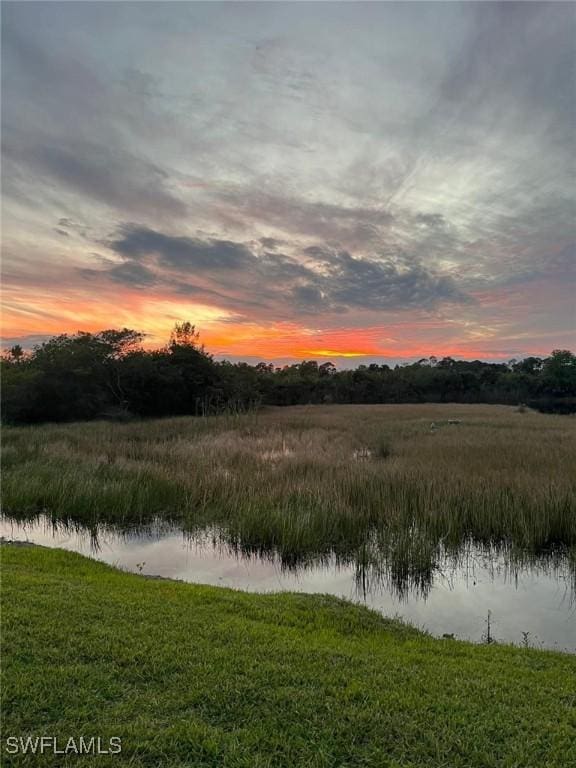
xmin=2 ymin=515 xmax=574 ymax=653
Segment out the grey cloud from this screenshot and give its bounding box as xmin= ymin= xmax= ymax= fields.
xmin=5 ymin=139 xmax=187 ymax=219
xmin=110 ymin=226 xmax=254 ymax=270
xmin=88 ymin=224 xmax=470 ymax=316
xmin=294 ymin=248 xmax=470 ymax=312
xmin=2 ymin=11 xmax=188 ymax=221
xmin=215 ymin=189 xmax=394 ymax=246
xmin=1 ymin=334 xmax=56 ymax=351
xmin=1 ymin=16 xmax=106 ymax=125
xmin=174 ymin=282 xmax=267 ymax=311
xmin=55 ymin=218 xmax=91 ymax=239
xmin=79 ymin=259 xmax=156 ymax=288
xmin=550 ymin=243 xmax=576 ymax=275
xmin=291 ymin=284 xmax=326 ymax=310
xmin=302 ymin=245 xmax=329 ymax=259
xmin=449 ymin=3 xmax=574 ymax=134
xmin=415 ymin=213 xmax=446 ymax=229
xmin=106 ymin=261 xmax=157 ymax=288
xmin=259 ymin=237 xmax=283 ymax=250
xmin=334 ymin=261 xmax=468 ymax=311
xmin=257 ymin=251 xmax=312 ymax=282
xmin=340 ymin=3 xmax=575 ymax=233
xmin=408 ymin=2 xmax=576 ymax=157
xmin=496 ymin=241 xmax=576 ymax=290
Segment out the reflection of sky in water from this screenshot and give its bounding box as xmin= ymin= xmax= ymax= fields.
xmin=2 ymin=517 xmax=574 ymax=653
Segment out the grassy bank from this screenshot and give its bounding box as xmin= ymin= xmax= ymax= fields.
xmin=2 ymin=544 xmax=575 ymax=767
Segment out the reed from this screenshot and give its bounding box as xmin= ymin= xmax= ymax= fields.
xmin=3 ymin=404 xmax=575 ymax=593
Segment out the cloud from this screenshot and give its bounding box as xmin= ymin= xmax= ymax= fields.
xmin=86 ymin=224 xmax=471 ymax=317
xmin=2 ymin=2 xmax=574 ymax=359
xmin=109 ymin=225 xmax=254 ymax=270
xmin=213 ymin=188 xmax=395 ymax=247
xmin=259 ymin=237 xmax=283 ymax=250
xmin=1 ymin=10 xmax=188 ymax=221
xmin=13 ymin=141 xmax=188 ymax=219
xmin=415 ymin=213 xmax=446 ymax=229
xmin=105 ymin=261 xmax=157 ymax=288
xmin=1 ymin=334 xmax=59 ymax=351
xmin=292 ymin=247 xmax=470 ymax=312
xmin=292 ymin=285 xmax=324 ymax=307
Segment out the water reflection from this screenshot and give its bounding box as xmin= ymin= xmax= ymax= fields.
xmin=1 ymin=514 xmax=574 ymax=653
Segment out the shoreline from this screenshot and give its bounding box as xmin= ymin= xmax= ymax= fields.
xmin=2 ymin=544 xmax=575 ymax=767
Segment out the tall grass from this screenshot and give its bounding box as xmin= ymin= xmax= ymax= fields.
xmin=2 ymin=404 xmax=575 ymax=594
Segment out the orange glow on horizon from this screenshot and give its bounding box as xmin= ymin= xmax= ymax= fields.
xmin=2 ymin=282 xmax=570 ymax=363
xmin=299 ymin=350 xmax=369 ymax=358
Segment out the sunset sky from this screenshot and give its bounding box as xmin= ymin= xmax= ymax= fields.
xmin=2 ymin=1 xmax=575 ymax=366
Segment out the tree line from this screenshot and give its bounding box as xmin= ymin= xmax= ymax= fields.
xmin=2 ymin=323 xmax=575 ymax=424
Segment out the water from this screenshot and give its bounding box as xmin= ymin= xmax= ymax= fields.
xmin=2 ymin=516 xmax=574 ymax=653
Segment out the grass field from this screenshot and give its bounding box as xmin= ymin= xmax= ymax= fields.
xmin=2 ymin=544 xmax=575 ymax=767
xmin=2 ymin=404 xmax=575 ymax=593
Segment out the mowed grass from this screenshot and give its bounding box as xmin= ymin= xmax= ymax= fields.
xmin=2 ymin=544 xmax=576 ymax=768
xmin=2 ymin=405 xmax=575 ymax=576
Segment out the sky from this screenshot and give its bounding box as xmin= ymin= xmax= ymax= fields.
xmin=2 ymin=1 xmax=575 ymax=366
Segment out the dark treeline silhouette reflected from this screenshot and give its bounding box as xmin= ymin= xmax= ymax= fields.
xmin=2 ymin=324 xmax=576 ymax=423
xmin=2 ymin=511 xmax=573 ymax=603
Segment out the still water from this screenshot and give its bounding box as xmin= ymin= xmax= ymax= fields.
xmin=2 ymin=515 xmax=574 ymax=653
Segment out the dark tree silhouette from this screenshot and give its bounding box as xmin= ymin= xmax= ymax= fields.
xmin=2 ymin=324 xmax=575 ymax=423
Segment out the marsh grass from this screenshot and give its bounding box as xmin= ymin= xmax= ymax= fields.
xmin=3 ymin=404 xmax=575 ymax=594
xmin=374 ymin=434 xmax=393 ymax=460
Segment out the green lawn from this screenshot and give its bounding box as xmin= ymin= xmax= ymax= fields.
xmin=2 ymin=544 xmax=575 ymax=767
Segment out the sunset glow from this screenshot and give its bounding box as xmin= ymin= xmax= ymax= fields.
xmin=2 ymin=2 xmax=574 ymax=365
